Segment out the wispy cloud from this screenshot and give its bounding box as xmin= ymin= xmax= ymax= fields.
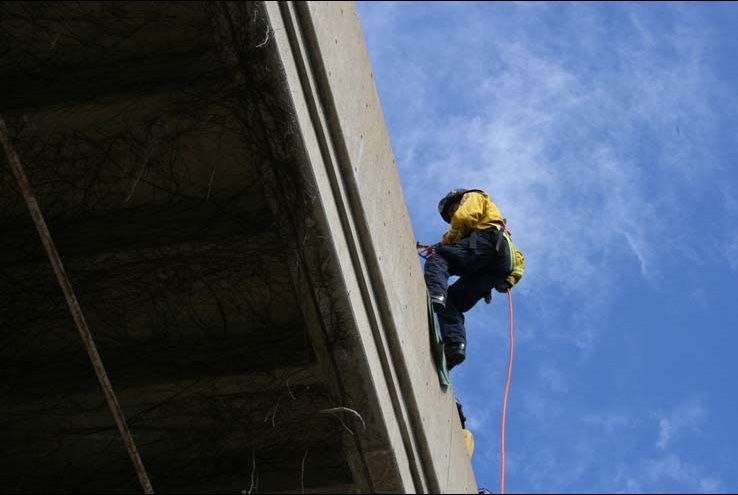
xmin=644 ymin=454 xmax=722 ymax=494
xmin=539 ymin=362 xmax=569 ymax=393
xmin=358 ymin=1 xmax=732 ymax=353
xmin=584 ymin=412 xmax=637 ymax=437
xmin=654 ymin=399 xmax=707 ymax=451
xmin=615 ymin=454 xmax=723 ymax=494
xmin=358 ymin=3 xmax=736 ymax=493
xmin=727 ymin=233 xmax=738 ymax=272
xmin=609 ymin=398 xmax=717 ymax=492
xmin=657 ymin=418 xmax=675 ymax=451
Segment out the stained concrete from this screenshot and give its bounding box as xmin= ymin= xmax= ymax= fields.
xmin=0 ymin=2 xmax=477 ymax=493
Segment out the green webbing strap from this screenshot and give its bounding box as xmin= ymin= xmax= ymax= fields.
xmin=427 ymin=291 xmax=451 ymax=388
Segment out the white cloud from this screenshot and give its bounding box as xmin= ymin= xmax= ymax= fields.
xmin=690 ymin=288 xmax=709 ymax=310
xmin=657 ymin=418 xmax=674 ymax=451
xmin=358 ymin=1 xmax=732 ymax=355
xmin=643 ymin=454 xmax=723 ymax=493
xmin=699 ymin=477 xmax=722 ymax=494
xmin=539 ymin=362 xmax=569 ymax=393
xmin=613 ymin=453 xmax=724 ymax=494
xmin=653 ymin=399 xmax=707 ymax=451
xmin=584 ymin=412 xmax=638 ymax=437
xmin=727 ymin=233 xmax=738 ymax=272
xmin=357 ymin=4 xmax=734 ymax=492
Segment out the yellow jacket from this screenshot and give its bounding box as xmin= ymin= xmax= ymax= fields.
xmin=441 ymin=190 xmax=525 ymax=288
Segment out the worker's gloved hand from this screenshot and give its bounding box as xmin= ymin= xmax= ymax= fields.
xmin=494 ymin=281 xmax=512 ymax=293
xmin=427 ymin=242 xmax=442 ymax=257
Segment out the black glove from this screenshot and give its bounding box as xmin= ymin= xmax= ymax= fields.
xmin=494 ymin=281 xmax=512 ymax=293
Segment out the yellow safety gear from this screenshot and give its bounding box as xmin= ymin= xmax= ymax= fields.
xmin=463 ymin=429 xmax=475 ymax=458
xmin=441 ymin=190 xmax=525 ymax=288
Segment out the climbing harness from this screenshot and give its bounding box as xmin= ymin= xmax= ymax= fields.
xmin=416 ymin=241 xmax=438 ymax=260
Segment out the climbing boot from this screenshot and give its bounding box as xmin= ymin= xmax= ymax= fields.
xmin=445 ymin=342 xmax=466 ymax=370
xmin=429 ymin=293 xmax=446 ymax=313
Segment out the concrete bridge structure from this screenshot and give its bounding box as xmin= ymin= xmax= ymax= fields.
xmin=0 ymin=2 xmax=478 ymax=493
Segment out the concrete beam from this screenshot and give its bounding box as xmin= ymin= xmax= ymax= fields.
xmin=263 ymin=2 xmax=478 ymax=492
xmin=0 ymin=1 xmax=479 ymax=492
xmin=0 ymin=2 xmax=221 ymax=112
xmin=0 ymin=199 xmax=272 ymax=266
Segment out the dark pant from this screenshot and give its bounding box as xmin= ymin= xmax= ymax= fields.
xmin=424 ymin=229 xmax=511 ymax=346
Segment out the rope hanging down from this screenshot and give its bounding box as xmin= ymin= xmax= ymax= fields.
xmin=500 ymin=288 xmax=515 ymax=495
xmin=0 ymin=114 xmax=155 ymax=494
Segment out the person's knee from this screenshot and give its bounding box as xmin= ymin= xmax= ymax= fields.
xmin=424 ymin=254 xmax=445 ymax=273
xmin=450 ymin=283 xmax=487 ymax=313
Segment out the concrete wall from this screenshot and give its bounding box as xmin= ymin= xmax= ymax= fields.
xmin=265 ymin=3 xmax=478 ymax=493
xmin=0 ymin=1 xmax=477 ymax=491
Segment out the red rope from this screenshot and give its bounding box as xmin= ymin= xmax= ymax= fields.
xmin=500 ymin=289 xmax=515 ymax=494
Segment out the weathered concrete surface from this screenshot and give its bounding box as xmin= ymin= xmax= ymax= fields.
xmin=0 ymin=1 xmax=477 ymax=493
xmin=264 ymin=3 xmax=478 ymax=493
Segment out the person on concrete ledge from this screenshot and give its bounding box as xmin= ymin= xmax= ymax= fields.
xmin=424 ymin=188 xmax=525 ymax=370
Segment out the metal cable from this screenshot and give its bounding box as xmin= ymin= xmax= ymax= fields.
xmin=0 ymin=113 xmax=155 ymax=494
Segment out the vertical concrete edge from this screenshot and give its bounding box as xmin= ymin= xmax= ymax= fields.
xmin=264 ymin=1 xmax=478 ymax=493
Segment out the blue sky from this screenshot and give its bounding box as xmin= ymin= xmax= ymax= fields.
xmin=356 ymin=2 xmax=738 ymax=493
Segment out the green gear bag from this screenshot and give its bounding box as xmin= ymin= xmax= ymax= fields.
xmin=427 ymin=291 xmax=451 ymax=388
